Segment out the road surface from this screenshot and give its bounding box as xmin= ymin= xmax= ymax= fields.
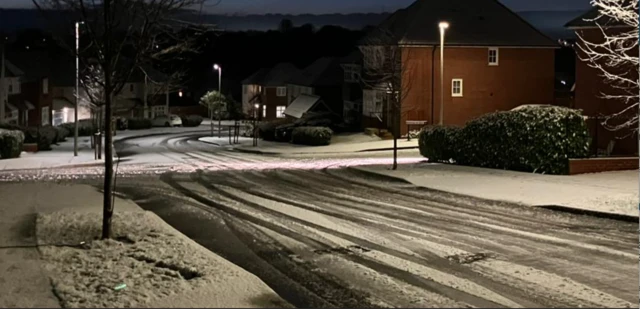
xmin=1 ymin=132 xmax=636 ymax=308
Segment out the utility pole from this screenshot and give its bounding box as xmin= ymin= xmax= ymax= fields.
xmin=438 ymin=21 xmax=449 ymax=125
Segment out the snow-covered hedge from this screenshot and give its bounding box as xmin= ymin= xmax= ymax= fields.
xmin=453 ymin=106 xmax=590 ymax=174
xmin=127 ymin=118 xmax=152 ymax=130
xmin=291 ymin=126 xmax=333 ymax=146
xmin=180 ymin=115 xmax=203 ymax=127
xmin=419 ymin=125 xmax=461 ymax=162
xmin=258 ymin=119 xmax=293 ymax=141
xmin=0 ymin=129 xmax=25 ymax=159
xmin=60 ymin=120 xmax=97 ymax=137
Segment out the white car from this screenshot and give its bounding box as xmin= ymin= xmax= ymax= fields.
xmin=152 ymin=114 xmax=182 ymax=127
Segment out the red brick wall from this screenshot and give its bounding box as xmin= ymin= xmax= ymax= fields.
xmin=401 ymin=46 xmax=555 ymax=134
xmin=574 ymin=28 xmax=638 ymax=156
xmin=21 ymin=79 xmax=52 ymax=127
xmin=261 ymin=87 xmax=289 ymax=120
xmin=569 ymin=157 xmax=639 ymax=175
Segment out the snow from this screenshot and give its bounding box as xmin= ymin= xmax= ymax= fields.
xmin=227 ymin=134 xmax=418 ymax=155
xmin=354 ymin=163 xmax=638 ymax=217
xmin=0 ymin=136 xmax=106 ymax=171
xmin=36 ymin=210 xmax=289 ymax=308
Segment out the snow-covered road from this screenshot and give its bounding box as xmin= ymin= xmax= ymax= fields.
xmin=111 ymin=169 xmax=635 ymax=308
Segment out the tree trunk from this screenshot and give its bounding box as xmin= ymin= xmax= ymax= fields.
xmin=392 ymin=104 xmax=398 ymax=170
xmin=218 ymin=118 xmax=221 ymax=138
xmin=101 ymin=0 xmax=114 ymax=240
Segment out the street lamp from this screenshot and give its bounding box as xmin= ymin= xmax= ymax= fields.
xmin=213 ymin=64 xmax=221 ymax=93
xmin=74 ymin=21 xmax=84 ymax=156
xmin=438 ymin=21 xmax=449 ymax=125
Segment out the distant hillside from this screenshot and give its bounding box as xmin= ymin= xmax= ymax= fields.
xmin=0 ymin=8 xmax=587 ymax=39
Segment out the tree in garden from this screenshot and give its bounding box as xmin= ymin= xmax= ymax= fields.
xmin=575 ymin=0 xmax=639 ymax=134
xmin=359 ymin=28 xmax=415 ymax=170
xmin=200 ymin=90 xmax=227 ymax=137
xmin=32 ymin=0 xmax=211 ymax=239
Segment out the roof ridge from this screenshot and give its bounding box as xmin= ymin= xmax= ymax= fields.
xmin=490 ymin=0 xmax=557 ymax=46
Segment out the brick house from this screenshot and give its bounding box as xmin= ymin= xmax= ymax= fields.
xmin=360 ymin=0 xmax=558 ymax=135
xmin=241 ymin=63 xmax=301 ymax=121
xmin=6 ymin=51 xmax=54 ymax=127
xmin=565 ymin=8 xmax=638 ymax=156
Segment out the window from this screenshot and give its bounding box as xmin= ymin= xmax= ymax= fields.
xmin=452 ymin=79 xmax=463 ymax=97
xmin=42 ymin=78 xmax=49 ymax=94
xmin=243 ymin=85 xmax=248 ymax=94
xmin=8 ymin=84 xmax=12 ymax=93
xmin=41 ymin=106 xmax=50 ymax=125
xmin=130 ymin=84 xmax=135 ymax=92
xmin=488 ymin=48 xmax=499 ymax=66
xmin=276 ymin=87 xmax=287 ymax=97
xmin=276 ymin=106 xmax=286 ymax=118
xmin=343 ymin=65 xmax=360 ymax=83
xmin=262 ymin=105 xmax=267 ymax=118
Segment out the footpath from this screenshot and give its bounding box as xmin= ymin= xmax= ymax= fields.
xmin=353 ymin=163 xmax=638 ymax=218
xmin=0 ymin=182 xmax=288 ymax=308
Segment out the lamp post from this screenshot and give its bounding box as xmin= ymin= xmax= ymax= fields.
xmin=74 ymin=21 xmax=84 ymax=156
xmin=213 ymin=64 xmax=222 ymax=137
xmin=438 ymin=21 xmax=449 ymax=125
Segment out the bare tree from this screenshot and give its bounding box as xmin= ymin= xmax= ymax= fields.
xmin=33 ymin=0 xmax=210 ymax=239
xmin=359 ymin=28 xmax=415 ymax=170
xmin=574 ymin=0 xmax=639 ymax=134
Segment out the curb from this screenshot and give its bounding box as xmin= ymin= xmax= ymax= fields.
xmin=114 ymin=129 xmax=212 ymax=143
xmin=231 ymin=145 xmax=419 ymax=156
xmin=0 ymin=158 xmax=119 ymax=173
xmin=349 ymin=166 xmax=639 ymax=223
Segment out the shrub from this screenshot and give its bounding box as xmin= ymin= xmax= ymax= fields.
xmin=181 ymin=115 xmax=203 ymax=127
xmin=54 ymin=126 xmax=70 ymax=143
xmin=0 ymin=129 xmax=25 ymax=159
xmin=418 ymin=125 xmax=461 ymax=162
xmin=127 ymin=118 xmax=152 ymax=130
xmin=455 ymin=106 xmax=590 ymax=174
xmin=291 ymin=126 xmax=333 ymax=146
xmin=258 ymin=119 xmax=292 ymax=141
xmin=34 ymin=126 xmax=57 ymax=150
xmin=59 ymin=120 xmax=97 ymax=136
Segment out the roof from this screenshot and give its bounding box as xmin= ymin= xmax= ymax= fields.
xmin=339 ymin=50 xmax=363 ymax=64
xmin=53 ymin=97 xmax=74 ymax=110
xmin=284 ymin=94 xmax=323 ymax=118
xmin=4 ymin=60 xmax=24 ymax=77
xmin=565 ymin=7 xmax=630 ymax=29
xmin=241 ymin=63 xmax=301 ymax=87
xmin=365 ymin=0 xmax=558 ymax=47
xmin=289 ymin=57 xmax=343 ymax=87
xmin=7 ymin=50 xmax=74 ymax=85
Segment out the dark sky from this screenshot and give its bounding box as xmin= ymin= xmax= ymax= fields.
xmin=1 ymin=0 xmax=592 ymax=14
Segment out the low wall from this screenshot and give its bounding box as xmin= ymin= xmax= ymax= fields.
xmin=568 ymin=157 xmax=639 ymax=175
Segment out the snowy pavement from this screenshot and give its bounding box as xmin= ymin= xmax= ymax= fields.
xmin=0 ymin=182 xmax=288 ymax=308
xmin=230 ymin=133 xmax=419 ymax=155
xmin=353 ymin=163 xmax=639 ymax=217
xmin=109 ymin=169 xmax=637 ymax=308
xmin=0 ymin=136 xmax=107 ymax=171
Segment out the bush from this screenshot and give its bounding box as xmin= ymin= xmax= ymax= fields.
xmin=291 ymin=126 xmax=333 ymax=146
xmin=54 ymin=126 xmax=70 ymax=143
xmin=0 ymin=129 xmax=25 ymax=159
xmin=127 ymin=118 xmax=152 ymax=130
xmin=453 ymin=106 xmax=590 ymax=174
xmin=59 ymin=120 xmax=97 ymax=136
xmin=35 ymin=126 xmax=57 ymax=150
xmin=258 ymin=119 xmax=293 ymax=141
xmin=418 ymin=125 xmax=461 ymax=162
xmin=181 ymin=115 xmax=203 ymax=127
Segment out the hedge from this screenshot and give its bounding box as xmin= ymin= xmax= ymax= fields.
xmin=181 ymin=115 xmax=203 ymax=127
xmin=0 ymin=129 xmax=25 ymax=159
xmin=418 ymin=125 xmax=461 ymax=162
xmin=258 ymin=119 xmax=293 ymax=141
xmin=419 ymin=106 xmax=590 ymax=174
xmin=127 ymin=118 xmax=152 ymax=130
xmin=59 ymin=120 xmax=96 ymax=136
xmin=54 ymin=126 xmax=70 ymax=143
xmin=291 ymin=126 xmax=333 ymax=146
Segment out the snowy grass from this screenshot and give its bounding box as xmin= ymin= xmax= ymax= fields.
xmin=36 ymin=211 xmax=289 ymax=308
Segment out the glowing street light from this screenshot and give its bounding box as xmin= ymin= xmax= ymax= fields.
xmin=438 ymin=21 xmax=449 ymax=125
xmin=74 ymin=21 xmax=84 ymax=156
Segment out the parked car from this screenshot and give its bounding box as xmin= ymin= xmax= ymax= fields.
xmin=152 ymin=114 xmax=182 ymax=127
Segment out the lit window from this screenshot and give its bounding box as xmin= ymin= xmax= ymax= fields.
xmin=276 ymin=87 xmax=287 ymax=97
xmin=276 ymin=106 xmax=286 ymax=118
xmin=262 ymin=105 xmax=267 ymax=118
xmin=452 ymin=79 xmax=463 ymax=97
xmin=488 ymin=48 xmax=499 ymax=66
